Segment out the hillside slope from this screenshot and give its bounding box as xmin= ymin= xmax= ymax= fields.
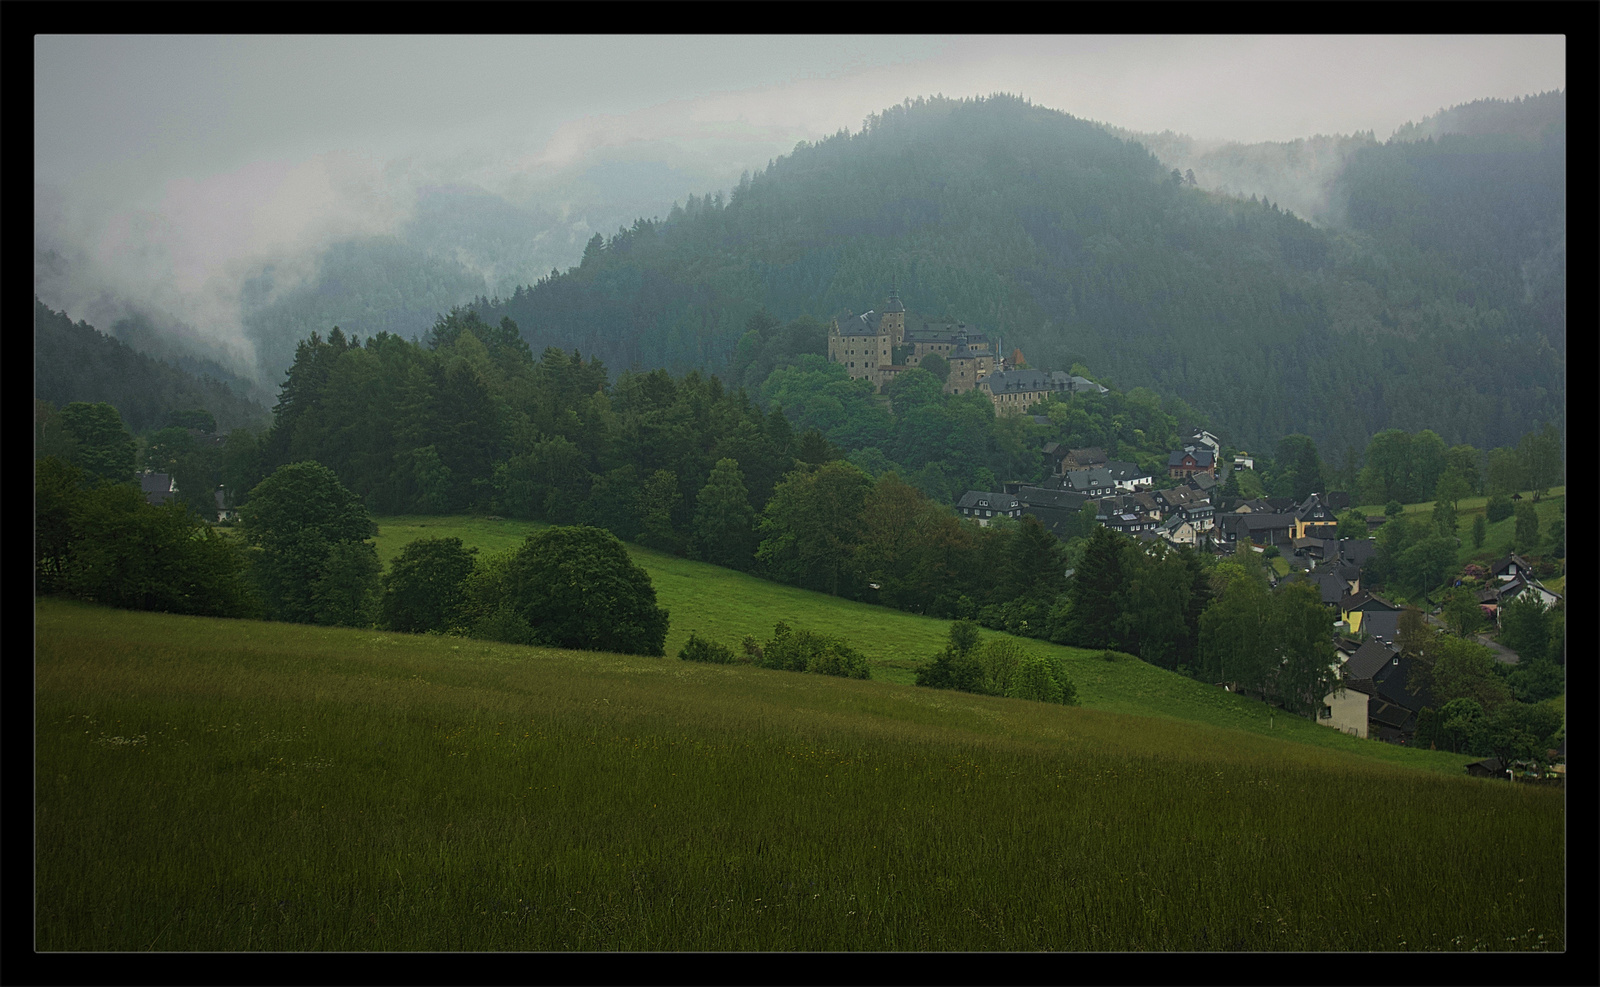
xmin=34 ymin=298 xmax=271 ymax=433
xmin=36 ymin=596 xmax=1564 ymax=951
xmin=369 ymin=514 xmax=1472 ymax=775
xmin=473 ymin=93 xmax=1563 ymax=454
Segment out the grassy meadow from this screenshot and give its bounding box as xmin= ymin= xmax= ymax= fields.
xmin=372 ymin=516 xmax=1476 ymax=774
xmin=1352 ymin=486 xmax=1565 ymax=573
xmin=36 ymin=593 xmax=1565 ymax=952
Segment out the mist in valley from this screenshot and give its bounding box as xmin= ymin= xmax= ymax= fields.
xmin=34 ymin=35 xmax=1565 ymax=400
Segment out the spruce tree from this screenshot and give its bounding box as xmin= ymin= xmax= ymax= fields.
xmin=1063 ymin=525 xmax=1125 ymax=649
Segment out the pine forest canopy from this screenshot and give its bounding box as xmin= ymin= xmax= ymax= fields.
xmin=462 ymin=92 xmax=1562 ymax=456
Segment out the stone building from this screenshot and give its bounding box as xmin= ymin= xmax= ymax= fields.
xmin=827 ymin=285 xmax=993 ymax=392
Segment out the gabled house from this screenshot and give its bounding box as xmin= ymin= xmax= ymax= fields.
xmin=1336 ymin=538 xmax=1377 ymax=571
xmin=957 ymin=491 xmax=1021 ymax=526
xmin=1286 ymin=569 xmax=1348 ymax=607
xmin=214 ymin=487 xmax=238 ymax=523
xmin=1339 ymin=590 xmax=1401 ymax=638
xmin=1339 ymin=640 xmax=1434 ymax=744
xmin=1062 ymin=447 xmax=1108 ymax=471
xmin=140 ymin=471 xmax=177 ymax=506
xmin=1155 ymin=485 xmax=1205 ymax=513
xmin=1008 ymin=485 xmax=1089 ymax=513
xmin=1179 ymin=427 xmax=1222 ymax=457
xmin=1101 ymin=510 xmax=1159 ymax=534
xmin=1185 ymin=471 xmax=1221 ymax=494
xmin=1479 ymin=574 xmax=1562 ymax=619
xmin=1179 ymin=501 xmax=1215 ymax=534
xmin=1064 ymin=467 xmax=1116 ymax=498
xmin=1105 ymin=460 xmax=1155 ymax=492
xmin=1157 ymin=513 xmax=1200 ymax=547
xmin=1292 ymin=493 xmax=1340 ymax=540
xmin=1465 ymin=757 xmax=1509 ymax=780
xmin=1168 ymin=449 xmax=1216 ymax=479
xmin=1217 ymin=512 xmax=1295 ymax=548
xmin=1099 ymin=491 xmax=1163 ymax=520
xmin=1487 ymin=554 xmax=1534 ymax=583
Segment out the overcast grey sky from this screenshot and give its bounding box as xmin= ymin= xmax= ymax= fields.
xmin=33 ymin=34 xmax=1566 ymax=372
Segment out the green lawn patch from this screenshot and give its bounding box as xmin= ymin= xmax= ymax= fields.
xmin=35 ymin=598 xmax=1564 ymax=952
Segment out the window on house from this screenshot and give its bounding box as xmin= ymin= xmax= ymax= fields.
xmin=1320 ymin=705 xmax=1333 ymax=719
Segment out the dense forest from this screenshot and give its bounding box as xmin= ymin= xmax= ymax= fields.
xmin=453 ymin=93 xmax=1562 ymax=456
xmin=34 ymin=300 xmax=270 ymax=434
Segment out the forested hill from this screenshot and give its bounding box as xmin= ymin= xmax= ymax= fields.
xmin=34 ymin=299 xmax=271 ymax=434
xmin=469 ymin=93 xmax=1563 ymax=456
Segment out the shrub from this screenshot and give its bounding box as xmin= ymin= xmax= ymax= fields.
xmin=380 ymin=536 xmax=478 ymax=634
xmin=757 ymin=622 xmax=870 ymax=679
xmin=739 ymin=634 xmax=763 ymax=664
xmin=1485 ymin=495 xmax=1513 ymax=523
xmin=679 ymin=632 xmax=736 ymax=664
xmin=470 ymin=605 xmax=536 ymax=646
xmin=501 ymin=526 xmax=670 ymax=656
xmin=1008 ymin=655 xmax=1064 ymax=703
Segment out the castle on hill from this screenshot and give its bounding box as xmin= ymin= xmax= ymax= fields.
xmin=827 ymin=285 xmax=1107 ymax=412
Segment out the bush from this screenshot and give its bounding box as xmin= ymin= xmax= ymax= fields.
xmin=501 ymin=526 xmax=670 ymax=656
xmin=1009 ymin=655 xmax=1064 ymax=703
xmin=470 ymin=605 xmax=536 ymax=646
xmin=919 ymin=631 xmax=1076 ymax=706
xmin=679 ymin=632 xmax=736 ymax=664
xmin=1485 ymin=495 xmax=1513 ymax=523
xmin=758 ymin=622 xmax=870 ymax=679
xmin=380 ymin=536 xmax=478 ymax=634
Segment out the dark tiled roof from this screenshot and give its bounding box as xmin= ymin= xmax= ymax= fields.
xmin=834 ymin=311 xmax=886 ymax=336
xmin=1368 ymin=697 xmax=1414 ymax=731
xmin=1167 ymin=449 xmax=1216 ymax=467
xmin=1338 ymin=539 xmax=1377 ymax=567
xmin=1105 ymin=460 xmax=1151 ymax=481
xmin=1341 ymin=590 xmax=1399 ymax=611
xmin=957 ymin=490 xmax=1019 ymax=512
xmin=1064 ymin=468 xmax=1115 ymax=492
xmin=140 ymin=472 xmax=176 ymax=506
xmin=980 ymin=369 xmax=1062 ymax=393
xmin=1360 ymin=609 xmax=1401 ymax=644
xmin=1343 ymin=639 xmax=1397 ymax=681
xmin=1375 ymin=655 xmax=1434 ymax=712
xmin=1014 ymin=487 xmax=1088 ymax=511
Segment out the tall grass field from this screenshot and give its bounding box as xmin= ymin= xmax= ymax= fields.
xmin=36 ymin=591 xmax=1564 ymax=952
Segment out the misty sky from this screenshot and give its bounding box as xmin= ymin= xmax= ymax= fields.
xmin=34 ymin=34 xmax=1566 ymax=374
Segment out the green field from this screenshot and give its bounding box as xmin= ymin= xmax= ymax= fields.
xmin=1352 ymin=487 xmax=1565 ymax=572
xmin=373 ymin=516 xmax=1479 ymax=773
xmin=37 ymin=585 xmax=1565 ymax=950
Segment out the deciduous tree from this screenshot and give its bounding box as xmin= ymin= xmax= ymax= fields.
xmin=240 ymin=461 xmax=378 ymax=625
xmin=380 ymin=536 xmax=478 ymax=633
xmin=501 ymin=526 xmax=669 ymax=656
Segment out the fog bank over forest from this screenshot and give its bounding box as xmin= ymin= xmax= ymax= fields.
xmin=33 ymin=35 xmax=1565 ymax=399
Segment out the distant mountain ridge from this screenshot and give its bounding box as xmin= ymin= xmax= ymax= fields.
xmin=34 ymin=299 xmax=271 ymax=434
xmin=466 ymin=93 xmax=1561 ymax=454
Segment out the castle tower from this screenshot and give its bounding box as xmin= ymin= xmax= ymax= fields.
xmin=946 ymin=326 xmax=978 ymax=395
xmin=883 ymin=279 xmax=906 ymax=347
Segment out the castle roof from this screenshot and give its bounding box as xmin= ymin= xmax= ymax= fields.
xmin=834 ymin=310 xmax=886 ymax=336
